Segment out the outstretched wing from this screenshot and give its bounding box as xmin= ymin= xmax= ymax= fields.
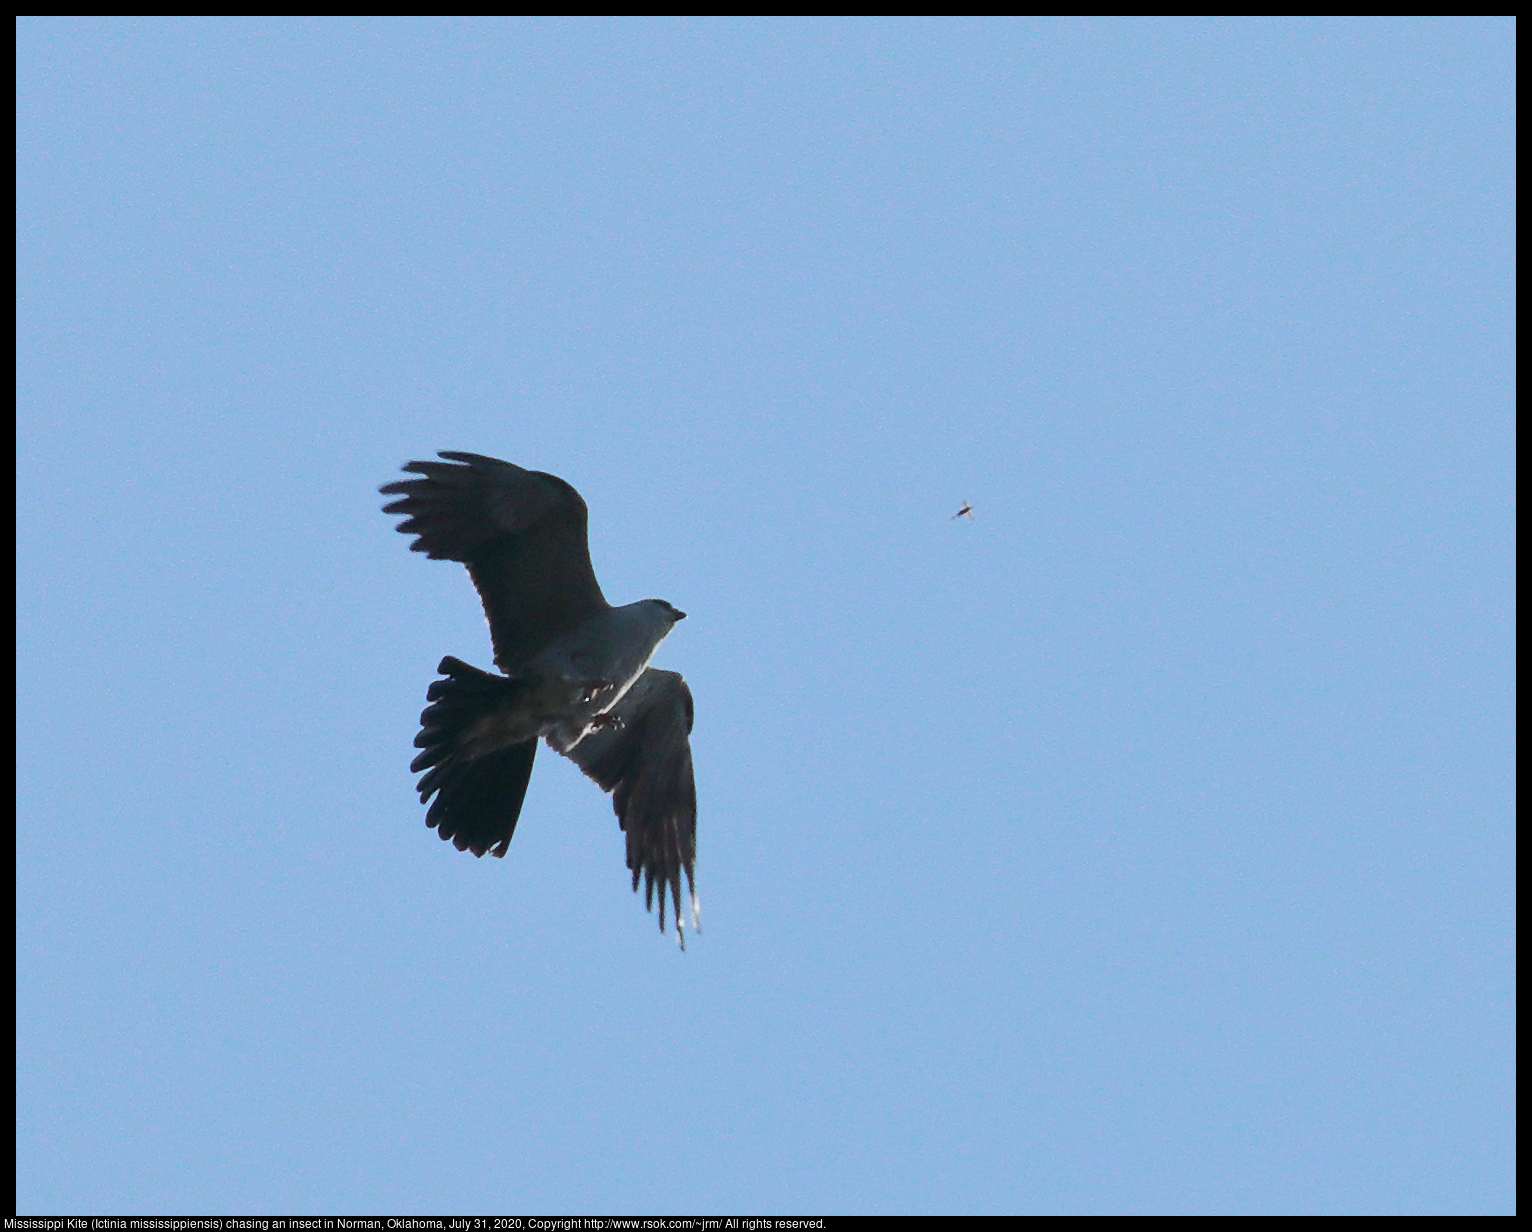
xmin=559 ymin=668 xmax=698 ymax=945
xmin=381 ymin=452 xmax=608 ymax=671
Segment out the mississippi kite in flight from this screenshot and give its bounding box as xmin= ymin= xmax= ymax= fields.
xmin=381 ymin=452 xmax=698 ymax=945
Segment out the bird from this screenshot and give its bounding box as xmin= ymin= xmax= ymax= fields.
xmin=380 ymin=451 xmax=699 ymax=945
xmin=951 ymin=501 xmax=975 ymax=521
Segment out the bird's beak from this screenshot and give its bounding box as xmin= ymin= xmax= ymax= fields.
xmin=673 ymin=609 xmax=687 ymax=621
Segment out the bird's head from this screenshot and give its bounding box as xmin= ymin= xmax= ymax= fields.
xmin=647 ymin=599 xmax=686 ymax=624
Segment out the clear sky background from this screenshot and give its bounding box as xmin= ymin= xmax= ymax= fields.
xmin=16 ymin=17 xmax=1514 ymax=1216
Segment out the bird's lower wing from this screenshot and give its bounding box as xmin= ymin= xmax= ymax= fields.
xmin=556 ymin=668 xmax=698 ymax=945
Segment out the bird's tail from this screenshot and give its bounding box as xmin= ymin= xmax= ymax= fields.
xmin=410 ymin=656 xmax=538 ymax=858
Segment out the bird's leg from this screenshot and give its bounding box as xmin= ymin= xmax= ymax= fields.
xmin=576 ymin=678 xmax=623 ymax=730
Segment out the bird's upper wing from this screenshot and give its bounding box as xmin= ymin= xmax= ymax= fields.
xmin=558 ymin=667 xmax=698 ymax=945
xmin=381 ymin=452 xmax=608 ymax=670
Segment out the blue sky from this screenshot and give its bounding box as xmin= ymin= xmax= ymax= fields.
xmin=16 ymin=18 xmax=1514 ymax=1215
